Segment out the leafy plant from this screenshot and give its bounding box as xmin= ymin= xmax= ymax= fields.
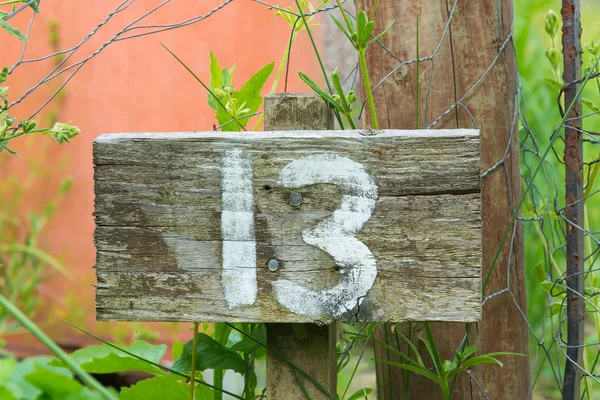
xmin=163 ymin=45 xmax=273 ymax=132
xmin=352 ymin=323 xmax=520 ymax=400
xmin=0 ymin=0 xmax=40 ymax=41
xmin=299 ymin=0 xmax=393 ymax=130
xmin=299 ymin=68 xmax=357 ymax=129
xmin=0 ymin=66 xmax=79 ymax=155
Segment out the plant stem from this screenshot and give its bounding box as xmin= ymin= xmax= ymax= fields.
xmin=253 ymin=31 xmax=298 ymax=131
xmin=0 ymin=294 xmax=117 ymax=400
xmin=294 ymin=0 xmax=345 ymax=129
xmin=213 ymin=368 xmax=223 ymax=400
xmin=345 ymin=113 xmax=356 ymax=129
xmin=190 ymin=322 xmax=199 ymax=400
xmin=358 ymin=49 xmax=379 ymax=129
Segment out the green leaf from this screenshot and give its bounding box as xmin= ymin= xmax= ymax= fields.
xmin=172 ymin=333 xmax=246 ymax=375
xmin=583 ymin=98 xmax=600 ymax=113
xmin=229 ymin=325 xmax=265 ymax=353
xmin=216 ymin=62 xmax=274 ymax=131
xmin=374 ymin=360 xmax=440 ymax=382
xmin=0 ymin=358 xmax=16 ymax=383
xmin=119 ymin=374 xmax=210 ymax=400
xmin=347 ymin=387 xmax=373 ymax=400
xmin=8 ymin=357 xmax=56 ymax=399
xmin=209 ymin=51 xmax=223 ymax=91
xmin=533 ymin=262 xmax=546 ymax=283
xmin=458 ymin=345 xmax=477 ymax=361
xmin=367 ymin=20 xmax=395 ymax=47
xmin=172 ymin=340 xmax=184 ymax=361
xmin=330 ymin=15 xmax=355 ymax=46
xmin=356 ymin=11 xmax=368 ymax=47
xmin=544 ymin=77 xmax=563 ymax=91
xmin=0 ymin=18 xmax=27 ymax=41
xmin=65 ymin=387 xmax=107 ymax=400
xmin=49 ymin=341 xmax=166 ymax=375
xmin=457 ymin=355 xmax=503 ymax=370
xmin=25 ymin=365 xmax=83 ymax=399
xmin=331 ymin=68 xmax=349 ymax=111
xmin=298 ymin=72 xmax=344 ymax=113
xmin=394 ymin=330 xmax=425 ymax=367
xmin=422 ymin=323 xmax=443 ymax=377
xmin=208 ymin=51 xmax=223 ymax=111
xmin=0 ymin=384 xmax=19 ymax=400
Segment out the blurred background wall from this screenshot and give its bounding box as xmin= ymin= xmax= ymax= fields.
xmin=1 ymin=0 xmax=325 ymax=351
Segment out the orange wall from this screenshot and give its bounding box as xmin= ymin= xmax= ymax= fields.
xmin=2 ymin=0 xmax=323 ymax=348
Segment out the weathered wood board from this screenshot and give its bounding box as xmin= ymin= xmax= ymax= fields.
xmin=93 ymin=130 xmax=481 ymax=323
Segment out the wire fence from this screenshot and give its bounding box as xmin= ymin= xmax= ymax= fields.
xmin=4 ymin=0 xmax=600 ymax=399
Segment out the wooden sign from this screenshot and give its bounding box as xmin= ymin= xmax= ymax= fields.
xmin=93 ymin=130 xmax=481 ymax=323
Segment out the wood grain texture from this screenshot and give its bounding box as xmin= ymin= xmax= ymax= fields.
xmin=356 ymin=0 xmax=530 ymax=398
xmin=93 ymin=130 xmax=481 ymax=323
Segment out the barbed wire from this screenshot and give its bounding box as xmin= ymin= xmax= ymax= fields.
xmin=4 ymin=0 xmax=600 ymax=398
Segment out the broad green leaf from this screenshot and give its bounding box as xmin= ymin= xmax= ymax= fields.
xmin=119 ymin=374 xmax=211 ymax=400
xmin=229 ymin=325 xmax=266 ymax=353
xmin=583 ymin=98 xmax=600 ymax=113
xmin=208 ymin=51 xmax=223 ymax=111
xmin=8 ymin=357 xmax=57 ymax=399
xmin=347 ymin=387 xmax=373 ymax=400
xmin=215 ymin=322 xmax=233 ymax=345
xmin=0 ymin=19 xmax=27 ymax=41
xmin=49 ymin=341 xmax=166 ymax=375
xmin=25 ymin=365 xmax=82 ymax=399
xmin=172 ymin=340 xmax=184 ymax=361
xmin=544 ymin=77 xmax=563 ymax=91
xmin=209 ymin=51 xmax=223 ymax=91
xmin=65 ymin=387 xmax=107 ymax=400
xmin=172 ymin=333 xmax=246 ymax=375
xmin=0 ymin=384 xmax=19 ymax=400
xmin=0 ymin=358 xmax=16 ymax=383
xmin=458 ymin=345 xmax=477 ymax=361
xmin=216 ymin=62 xmax=274 ymax=131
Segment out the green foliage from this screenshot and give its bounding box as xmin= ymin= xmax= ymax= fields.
xmin=49 ymin=341 xmax=166 ymax=375
xmin=0 ymin=1 xmax=40 ymax=40
xmin=0 ymin=356 xmax=111 ymax=400
xmin=358 ymin=323 xmax=520 ymax=400
xmin=210 ymin=56 xmax=274 ymax=131
xmin=172 ymin=333 xmax=246 ymax=374
xmin=119 ymin=375 xmax=210 ymax=400
xmin=300 ymin=0 xmax=393 ymax=130
xmin=299 ymin=68 xmax=357 ymax=129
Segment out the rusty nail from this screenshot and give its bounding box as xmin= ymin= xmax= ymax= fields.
xmin=267 ymin=259 xmax=280 ymax=272
xmin=289 ymin=191 xmax=303 ymax=207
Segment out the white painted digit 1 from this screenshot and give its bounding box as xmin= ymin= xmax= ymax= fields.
xmin=272 ymin=154 xmax=378 ymax=319
xmin=221 ymin=149 xmax=257 ymax=308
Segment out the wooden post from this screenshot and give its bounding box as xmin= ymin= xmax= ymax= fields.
xmin=356 ymin=1 xmax=531 ymax=398
xmin=263 ymin=93 xmax=337 ymax=400
xmin=561 ymin=0 xmax=584 ymax=397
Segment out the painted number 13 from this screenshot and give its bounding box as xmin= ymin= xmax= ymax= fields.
xmin=220 ymin=149 xmax=378 ymax=319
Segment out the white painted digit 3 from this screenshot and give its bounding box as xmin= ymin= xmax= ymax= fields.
xmin=218 ymin=151 xmax=378 ymax=319
xmin=272 ymin=154 xmax=378 ymax=319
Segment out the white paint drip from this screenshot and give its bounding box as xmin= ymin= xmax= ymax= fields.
xmin=272 ymin=154 xmax=378 ymax=319
xmin=221 ymin=149 xmax=257 ymax=308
